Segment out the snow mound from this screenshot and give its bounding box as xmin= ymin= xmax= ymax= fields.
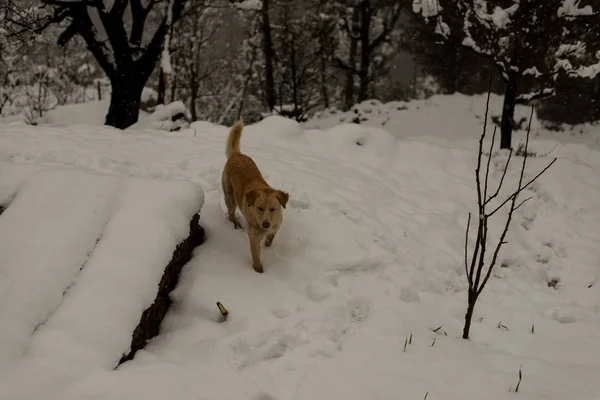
xmin=306 ymin=123 xmax=397 ymax=169
xmin=251 ymin=115 xmax=303 ymax=138
xmin=132 ymin=101 xmax=191 ymax=132
xmin=0 ymin=165 xmax=122 ymax=367
xmin=0 ymin=163 xmax=203 ymax=399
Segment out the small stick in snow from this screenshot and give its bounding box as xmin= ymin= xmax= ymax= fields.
xmin=217 ymin=302 xmax=229 ymax=322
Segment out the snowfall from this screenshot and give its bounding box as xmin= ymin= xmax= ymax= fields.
xmin=0 ymin=94 xmax=599 ymax=400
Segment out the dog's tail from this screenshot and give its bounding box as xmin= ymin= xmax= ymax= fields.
xmin=226 ymin=120 xmax=244 ymax=158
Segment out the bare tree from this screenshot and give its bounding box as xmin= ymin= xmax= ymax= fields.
xmin=170 ymin=4 xmax=224 ymax=119
xmin=462 ymin=87 xmax=557 ymax=339
xmin=271 ymin=0 xmax=338 ymax=121
xmin=334 ymin=0 xmax=404 ymax=109
xmin=23 ymin=65 xmax=57 ymax=125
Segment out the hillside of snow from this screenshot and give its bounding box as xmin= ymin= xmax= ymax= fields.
xmin=0 ymin=94 xmax=599 ymax=400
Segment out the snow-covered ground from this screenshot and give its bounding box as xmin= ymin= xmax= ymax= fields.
xmin=0 ymin=94 xmax=599 ymax=400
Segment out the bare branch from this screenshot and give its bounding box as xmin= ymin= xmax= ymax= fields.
xmin=333 ymin=57 xmax=359 ymax=75
xmin=513 ymin=196 xmax=533 ymax=212
xmin=486 ymin=158 xmax=557 ymax=217
xmin=467 ymin=76 xmax=494 ymax=282
xmin=483 ymin=126 xmax=497 ymax=201
xmin=465 ymin=213 xmax=472 ymax=286
xmin=478 ymin=107 xmax=554 ymax=294
xmin=340 ymin=17 xmax=360 ymax=40
xmin=485 ymin=149 xmax=513 ymax=206
xmin=367 ymin=3 xmax=402 ymax=55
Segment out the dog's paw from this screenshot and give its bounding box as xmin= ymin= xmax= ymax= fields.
xmin=231 ymin=219 xmax=244 ymax=230
xmin=264 ymin=235 xmax=274 ymax=247
xmin=253 ymin=264 xmax=264 ymax=273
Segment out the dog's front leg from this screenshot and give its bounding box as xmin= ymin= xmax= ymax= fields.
xmin=248 ymin=232 xmax=264 ymax=273
xmin=264 ymin=228 xmax=278 ymax=247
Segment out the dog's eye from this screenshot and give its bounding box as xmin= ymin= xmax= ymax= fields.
xmin=270 ymin=208 xmax=275 ymax=212
xmin=258 ymin=207 xmax=264 ymax=211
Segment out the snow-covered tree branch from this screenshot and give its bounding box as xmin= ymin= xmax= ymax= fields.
xmin=414 ymin=0 xmax=600 ymax=149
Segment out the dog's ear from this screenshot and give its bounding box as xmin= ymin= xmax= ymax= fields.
xmin=245 ymin=190 xmax=259 ymax=206
xmin=276 ymin=190 xmax=289 ymax=209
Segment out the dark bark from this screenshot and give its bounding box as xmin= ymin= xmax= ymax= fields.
xmin=319 ymin=50 xmax=330 ymax=108
xmin=157 ymin=70 xmax=166 ymax=105
xmin=105 ymin=75 xmax=144 ymax=129
xmin=189 ymin=80 xmax=198 ymax=121
xmin=462 ymin=290 xmax=478 ymax=339
xmin=97 ymin=80 xmax=102 ymax=101
xmin=500 ymin=75 xmax=518 ymax=149
xmin=118 ymin=214 xmax=205 ymax=366
xmin=290 ymin=34 xmax=300 ymax=120
xmin=261 ymin=0 xmax=276 ymax=111
xmin=170 ymin=69 xmax=177 ymax=106
xmin=344 ymin=8 xmax=360 ymax=110
xmin=358 ymin=1 xmax=371 ymax=102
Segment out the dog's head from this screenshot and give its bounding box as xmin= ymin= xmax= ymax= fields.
xmin=245 ymin=188 xmax=289 ymax=229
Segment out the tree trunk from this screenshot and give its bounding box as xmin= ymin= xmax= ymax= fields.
xmin=171 ymin=71 xmax=177 ymax=106
xmin=290 ymin=36 xmax=300 ymax=121
xmin=105 ymin=77 xmax=144 ymax=129
xmin=462 ymin=290 xmax=478 ymax=339
xmin=190 ymin=82 xmax=198 ymax=121
xmin=501 ymin=75 xmax=518 ymax=150
xmin=344 ymin=8 xmax=360 ymax=111
xmin=261 ymin=0 xmax=276 ymax=111
xmin=358 ymin=1 xmax=371 ymax=103
xmin=319 ymin=50 xmax=330 ymax=108
xmin=158 ymin=69 xmax=166 ymax=105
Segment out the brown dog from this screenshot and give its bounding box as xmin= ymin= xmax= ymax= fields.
xmin=221 ymin=120 xmax=289 ymax=273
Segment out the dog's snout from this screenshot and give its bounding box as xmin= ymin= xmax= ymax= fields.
xmin=262 ymin=221 xmax=270 ymax=229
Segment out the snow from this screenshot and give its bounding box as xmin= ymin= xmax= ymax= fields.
xmin=0 ymin=93 xmax=599 ymax=399
xmin=516 ymin=88 xmax=556 ymax=102
xmin=0 ymin=165 xmax=203 ymax=399
xmin=77 ymin=63 xmax=96 ymax=75
xmin=558 ymin=0 xmax=595 ymax=17
xmin=235 ymin=0 xmax=263 ymax=11
xmin=412 ymin=0 xmax=440 ymax=18
xmin=556 ymin=42 xmax=587 ymax=58
xmin=41 ymin=98 xmax=113 ymax=126
xmin=556 ymin=57 xmax=600 ymax=79
xmin=489 ymin=4 xmax=519 ymax=29
xmin=131 ymin=100 xmax=190 ymax=131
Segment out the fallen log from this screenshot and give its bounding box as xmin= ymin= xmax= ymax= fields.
xmin=118 ymin=213 xmax=205 ymax=365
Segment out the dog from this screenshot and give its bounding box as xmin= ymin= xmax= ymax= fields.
xmin=221 ymin=120 xmax=289 ymax=273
